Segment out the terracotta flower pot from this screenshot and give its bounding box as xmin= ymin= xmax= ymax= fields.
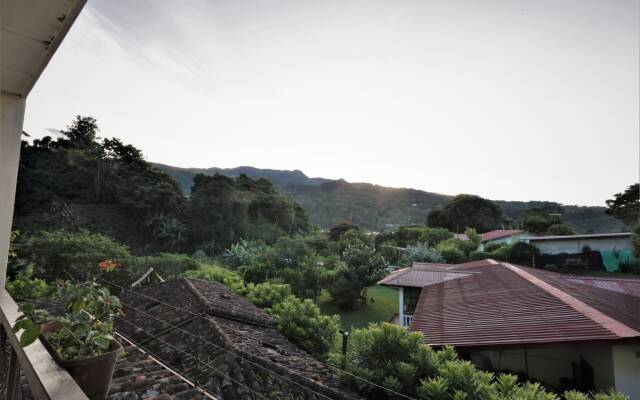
xmin=40 ymin=323 xmax=123 ymax=400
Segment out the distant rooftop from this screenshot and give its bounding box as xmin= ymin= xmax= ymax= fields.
xmin=479 ymin=229 xmax=522 ymax=242
xmin=525 ymin=232 xmax=631 ymax=241
xmin=405 ymin=260 xmax=640 ymax=347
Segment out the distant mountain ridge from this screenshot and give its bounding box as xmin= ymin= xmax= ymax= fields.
xmin=155 ymin=164 xmax=331 ymax=190
xmin=152 ymin=163 xmax=624 ymax=234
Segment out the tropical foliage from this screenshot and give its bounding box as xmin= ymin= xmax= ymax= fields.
xmin=331 ymin=323 xmax=628 ymax=400
xmin=14 ymin=281 xmax=123 ymax=360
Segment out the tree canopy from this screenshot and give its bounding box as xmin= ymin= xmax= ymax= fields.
xmin=427 ymin=194 xmax=502 ymax=233
xmin=606 ymin=183 xmax=639 ymax=227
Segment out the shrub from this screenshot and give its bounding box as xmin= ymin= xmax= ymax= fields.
xmin=270 ymin=296 xmax=340 ymax=360
xmin=182 ymin=264 xmax=247 ymax=294
xmin=469 ymin=251 xmax=491 ymax=261
xmin=24 ymin=230 xmax=131 ymax=282
xmin=14 ymin=281 xmax=123 ymax=360
xmin=5 ymin=273 xmax=49 ymax=302
xmin=546 ymin=224 xmax=575 ymax=236
xmin=123 ymin=253 xmax=198 ymax=280
xmin=401 ymin=244 xmax=445 ymax=267
xmin=484 ymin=242 xmax=506 ymax=253
xmin=333 ymin=323 xmax=629 ymax=400
xmin=507 ymin=242 xmax=541 ymax=267
xmin=221 ymin=239 xmax=265 ymax=269
xmin=246 ymin=282 xmax=292 ymax=309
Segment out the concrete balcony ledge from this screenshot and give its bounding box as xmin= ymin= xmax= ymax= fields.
xmin=0 ymin=288 xmax=89 ymax=400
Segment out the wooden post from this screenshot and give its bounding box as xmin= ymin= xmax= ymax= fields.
xmin=398 ymin=287 xmax=404 ymax=326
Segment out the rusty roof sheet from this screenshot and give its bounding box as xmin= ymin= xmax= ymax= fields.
xmin=562 ymin=276 xmax=640 ymax=298
xmin=378 ymin=266 xmax=475 ymax=288
xmin=480 ymin=230 xmax=522 ymax=242
xmin=409 ymin=260 xmax=640 ymax=347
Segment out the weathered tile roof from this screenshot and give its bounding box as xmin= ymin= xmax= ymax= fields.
xmin=407 ymin=260 xmax=640 ymax=347
xmin=116 ymin=278 xmax=362 ymax=400
xmin=109 ymin=342 xmax=208 ymax=400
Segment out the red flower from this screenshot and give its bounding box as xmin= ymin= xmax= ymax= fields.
xmin=98 ymin=260 xmax=118 ymax=272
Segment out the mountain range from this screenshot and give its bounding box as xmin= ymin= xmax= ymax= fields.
xmin=153 ymin=163 xmax=624 ymax=234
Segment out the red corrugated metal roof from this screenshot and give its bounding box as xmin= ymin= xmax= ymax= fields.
xmin=563 ymin=276 xmax=640 ymax=298
xmin=479 ymin=230 xmax=522 ymax=242
xmin=377 ymin=265 xmax=475 ymax=288
xmin=408 ymin=260 xmax=640 ymax=347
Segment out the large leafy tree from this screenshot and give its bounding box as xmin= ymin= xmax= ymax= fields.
xmin=606 ymin=183 xmax=639 ymax=227
xmin=14 ymin=116 xmax=187 ymax=251
xmin=328 ymin=231 xmax=387 ymax=309
xmin=187 ymin=174 xmax=310 ymax=254
xmin=427 ymin=194 xmax=502 ymax=233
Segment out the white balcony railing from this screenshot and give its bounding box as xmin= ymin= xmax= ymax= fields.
xmin=0 ymin=288 xmax=89 ymax=400
xmin=402 ymin=314 xmax=413 ymax=327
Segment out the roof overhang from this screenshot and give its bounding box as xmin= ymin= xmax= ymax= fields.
xmin=526 ymin=232 xmax=632 ymax=242
xmin=1 ymin=0 xmax=87 ymax=97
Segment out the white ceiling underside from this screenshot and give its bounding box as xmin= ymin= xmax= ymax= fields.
xmin=1 ymin=0 xmax=86 ymax=97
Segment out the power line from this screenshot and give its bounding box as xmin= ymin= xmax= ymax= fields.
xmin=70 ymin=266 xmax=417 ymax=400
xmin=115 ymin=313 xmax=269 ymax=400
xmin=69 ymin=267 xmax=342 ymax=400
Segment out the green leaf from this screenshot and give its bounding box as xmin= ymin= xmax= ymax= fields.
xmin=19 ymin=321 xmax=41 ymax=348
xmin=92 ymin=334 xmax=110 ymax=350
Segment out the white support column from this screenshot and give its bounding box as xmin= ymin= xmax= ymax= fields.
xmin=0 ymin=93 xmax=26 ymax=287
xmin=398 ymin=287 xmax=404 ymax=326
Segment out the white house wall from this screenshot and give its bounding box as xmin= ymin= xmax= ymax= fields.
xmin=612 ymin=344 xmax=640 ymax=400
xmin=470 ymin=344 xmax=616 ymax=393
xmin=529 ymin=237 xmax=631 ymax=255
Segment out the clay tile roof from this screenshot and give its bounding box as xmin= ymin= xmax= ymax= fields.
xmin=479 ymin=230 xmax=522 ymax=242
xmin=109 ymin=343 xmax=208 ymax=400
xmin=409 ymin=260 xmax=640 ymax=347
xmin=117 ymin=278 xmax=362 ymax=400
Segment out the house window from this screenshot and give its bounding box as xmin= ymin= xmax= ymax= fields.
xmin=403 ymin=287 xmax=421 ymax=315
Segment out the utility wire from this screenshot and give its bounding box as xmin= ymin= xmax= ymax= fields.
xmin=69 ymin=267 xmax=341 ymax=400
xmin=70 ymin=266 xmax=418 ymax=400
xmin=115 ymin=312 xmax=269 ymax=400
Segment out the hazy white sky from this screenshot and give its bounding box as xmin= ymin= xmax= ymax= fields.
xmin=24 ymin=0 xmax=639 ymax=206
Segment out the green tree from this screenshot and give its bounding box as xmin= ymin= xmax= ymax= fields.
xmin=606 ymin=183 xmax=639 ymax=227
xmin=329 ymin=222 xmax=360 ymax=241
xmin=546 ymin=224 xmax=575 ymax=236
xmin=24 ymin=230 xmax=131 ymax=282
xmin=333 ymin=323 xmax=627 ymax=400
xmin=271 ymin=296 xmax=340 ymax=360
xmin=328 ymin=231 xmax=387 ymax=309
xmin=401 ymin=244 xmax=445 ymax=267
xmin=427 ymin=195 xmax=502 ymax=233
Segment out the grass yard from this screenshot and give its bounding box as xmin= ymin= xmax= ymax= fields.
xmin=318 ymin=285 xmax=399 ymax=330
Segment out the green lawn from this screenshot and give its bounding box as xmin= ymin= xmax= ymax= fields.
xmin=318 ymin=285 xmax=399 ymax=331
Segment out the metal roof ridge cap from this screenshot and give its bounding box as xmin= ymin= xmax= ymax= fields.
xmin=499 ymin=262 xmax=640 ymax=338
xmin=377 ymin=267 xmax=411 ymax=284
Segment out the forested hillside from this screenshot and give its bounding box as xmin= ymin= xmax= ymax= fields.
xmin=154 ymin=163 xmax=624 ymax=233
xmin=13 ymin=116 xmax=309 ymax=254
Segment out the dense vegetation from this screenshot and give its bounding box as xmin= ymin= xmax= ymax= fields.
xmin=9 ymin=116 xmax=635 ymax=399
xmin=155 ymin=163 xmax=624 ymax=233
xmin=14 ymin=116 xmax=309 ymax=254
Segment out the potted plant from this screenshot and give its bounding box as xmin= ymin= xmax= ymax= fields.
xmin=13 ymin=281 xmax=124 ymax=400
